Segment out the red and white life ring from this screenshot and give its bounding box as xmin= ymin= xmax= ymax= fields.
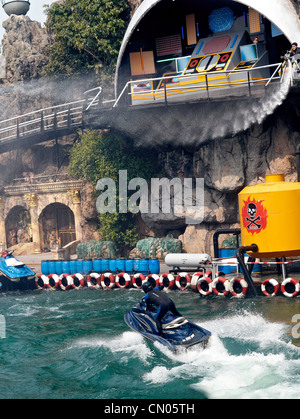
xmin=197 ymin=276 xmax=213 ymax=296
xmin=132 ymin=273 xmax=146 ymax=289
xmin=261 ymin=278 xmax=280 ymax=297
xmin=100 ymin=273 xmax=115 ymax=289
xmin=115 ymin=272 xmax=132 ymax=288
xmin=281 ymin=278 xmax=300 ymax=298
xmin=212 ymin=277 xmax=230 ymax=296
xmin=146 ymin=274 xmax=160 ymax=288
xmin=159 ymin=273 xmax=176 ymax=290
xmin=59 ymin=274 xmax=74 ymax=291
xmin=72 ymin=273 xmax=85 ymax=290
xmin=191 ymin=272 xmax=203 ymax=293
xmin=35 ymin=274 xmax=50 ymax=290
xmin=229 ymin=277 xmax=248 ymax=298
xmin=175 ymin=273 xmax=191 ymax=291
xmin=87 ymin=273 xmax=101 ymax=289
xmin=47 ymin=274 xmax=60 ymax=290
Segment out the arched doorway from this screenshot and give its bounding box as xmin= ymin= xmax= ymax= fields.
xmin=39 ymin=203 xmax=76 ymax=251
xmin=5 ymin=206 xmax=32 ymax=248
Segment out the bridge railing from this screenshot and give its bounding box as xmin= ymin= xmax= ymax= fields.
xmin=113 ymin=61 xmax=290 ymax=108
xmin=0 ymin=86 xmax=102 ymax=144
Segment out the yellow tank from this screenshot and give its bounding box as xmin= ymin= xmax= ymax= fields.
xmin=238 ymin=174 xmax=300 ymax=258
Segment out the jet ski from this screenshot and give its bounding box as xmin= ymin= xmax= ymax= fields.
xmin=0 ymin=250 xmax=36 ymax=291
xmin=124 ymin=300 xmax=211 ymax=352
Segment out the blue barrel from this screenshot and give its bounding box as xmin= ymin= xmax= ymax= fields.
xmin=109 ymin=259 xmax=117 ymax=274
xmin=116 ymin=259 xmax=125 ymax=272
xmin=134 ymin=259 xmax=141 ymax=272
xmin=94 ymin=259 xmax=102 ymax=273
xmin=41 ymin=260 xmax=49 ymax=276
xmin=76 ymin=260 xmax=84 ymax=275
xmin=69 ymin=260 xmax=77 ymax=274
xmin=83 ymin=260 xmax=93 ymax=275
xmin=101 ymin=259 xmax=109 ymax=272
xmin=139 ymin=259 xmax=149 ymax=275
xmin=149 ymin=258 xmax=160 ymax=274
xmin=62 ymin=260 xmax=70 ymax=274
xmin=125 ymin=259 xmax=134 ymax=274
xmin=48 ymin=260 xmax=56 ymax=275
xmin=55 ymin=260 xmax=63 ymax=275
xmin=219 ymin=249 xmax=236 ymax=274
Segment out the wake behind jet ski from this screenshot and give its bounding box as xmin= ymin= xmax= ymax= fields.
xmin=124 ymin=282 xmax=211 ymax=352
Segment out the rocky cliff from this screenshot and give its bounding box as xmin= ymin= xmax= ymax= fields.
xmin=0 ymin=2 xmax=300 ymax=255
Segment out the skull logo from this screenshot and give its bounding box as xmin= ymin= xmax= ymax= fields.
xmin=247 ymin=203 xmax=257 ymax=220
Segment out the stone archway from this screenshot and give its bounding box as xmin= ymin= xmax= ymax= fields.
xmin=39 ymin=203 xmax=76 ymax=252
xmin=5 ymin=205 xmax=32 ymax=248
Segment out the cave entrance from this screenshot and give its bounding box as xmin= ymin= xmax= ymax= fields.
xmin=5 ymin=206 xmax=32 ymax=248
xmin=39 ymin=203 xmax=76 ymax=251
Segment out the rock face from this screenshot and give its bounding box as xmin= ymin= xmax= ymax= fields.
xmin=0 ymin=4 xmax=300 ymax=255
xmin=2 ymin=15 xmax=49 ymax=83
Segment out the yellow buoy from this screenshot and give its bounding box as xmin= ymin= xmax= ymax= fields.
xmin=238 ymin=174 xmax=300 ymax=258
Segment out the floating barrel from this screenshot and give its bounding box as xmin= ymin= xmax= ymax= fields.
xmin=139 ymin=259 xmax=149 ymax=275
xmin=109 ymin=259 xmax=117 ymax=274
xmin=83 ymin=260 xmax=93 ymax=275
xmin=41 ymin=260 xmax=50 ymax=276
xmin=48 ymin=260 xmax=56 ymax=275
xmin=125 ymin=259 xmax=134 ymax=274
xmin=239 ymin=174 xmax=300 ymax=258
xmin=133 ymin=259 xmax=141 ymax=272
xmin=93 ymin=259 xmax=102 ymax=273
xmin=116 ymin=259 xmax=125 ymax=273
xmin=55 ymin=260 xmax=63 ymax=276
xmin=149 ymin=259 xmax=160 ymax=275
xmin=101 ymin=259 xmax=109 ymax=272
xmin=69 ymin=260 xmax=77 ymax=275
xmin=76 ymin=260 xmax=84 ymax=275
xmin=62 ymin=260 xmax=70 ymax=274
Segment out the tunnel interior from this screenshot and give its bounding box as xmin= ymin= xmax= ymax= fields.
xmin=117 ymin=0 xmax=290 ymax=94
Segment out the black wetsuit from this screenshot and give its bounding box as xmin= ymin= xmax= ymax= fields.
xmin=144 ymin=288 xmax=182 ymax=336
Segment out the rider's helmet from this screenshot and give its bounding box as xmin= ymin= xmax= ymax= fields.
xmin=142 ymin=281 xmax=153 ymax=294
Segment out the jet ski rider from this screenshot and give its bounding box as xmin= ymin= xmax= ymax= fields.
xmin=141 ymin=281 xmax=182 ymax=336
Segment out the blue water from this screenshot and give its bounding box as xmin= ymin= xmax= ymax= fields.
xmin=1 ymin=288 xmax=300 ymax=399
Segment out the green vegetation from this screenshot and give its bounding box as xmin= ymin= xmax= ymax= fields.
xmin=69 ymin=130 xmax=160 ymax=254
xmin=45 ymin=0 xmax=130 ymax=84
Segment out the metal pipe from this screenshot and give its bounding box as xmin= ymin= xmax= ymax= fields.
xmin=296 ymin=143 xmax=300 ymax=182
xmin=236 ymin=244 xmax=258 ymax=297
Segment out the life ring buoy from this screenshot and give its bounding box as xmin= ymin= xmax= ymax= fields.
xmin=204 ymin=270 xmax=212 ymax=279
xmin=175 ymin=273 xmax=191 ymax=291
xmin=281 ymin=278 xmax=300 ymax=298
xmin=59 ymin=274 xmax=74 ymax=291
xmin=100 ymin=273 xmax=115 ymax=289
xmin=197 ymin=276 xmax=213 ymax=296
xmin=212 ymin=277 xmax=230 ymax=296
xmin=261 ymin=278 xmax=280 ymax=297
xmin=87 ymin=273 xmax=101 ymax=289
xmin=35 ymin=274 xmax=50 ymax=290
xmin=146 ymin=274 xmax=160 ymax=288
xmin=229 ymin=277 xmax=248 ymax=298
xmin=132 ymin=273 xmax=146 ymax=289
xmin=191 ymin=272 xmax=203 ymax=292
xmin=115 ymin=272 xmax=132 ymax=288
xmin=159 ymin=273 xmax=176 ymax=290
xmin=47 ymin=274 xmax=60 ymax=290
xmin=72 ymin=273 xmax=85 ymax=290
